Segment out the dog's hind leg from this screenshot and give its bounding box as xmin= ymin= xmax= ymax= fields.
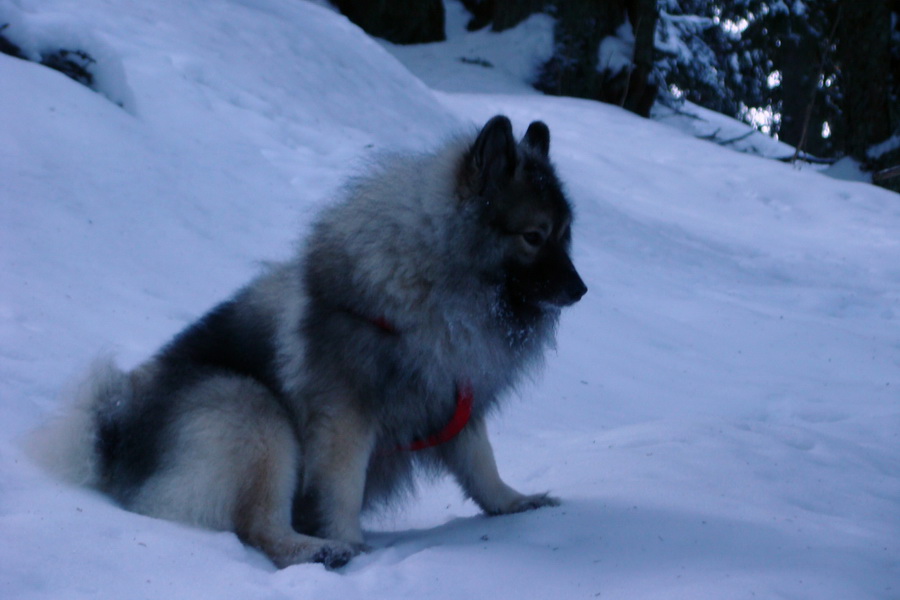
xmin=300 ymin=394 xmax=376 ymax=548
xmin=218 ymin=381 xmax=361 ymax=569
xmin=233 ymin=431 xmax=358 ymax=569
xmin=129 ymin=376 xmax=359 ymax=569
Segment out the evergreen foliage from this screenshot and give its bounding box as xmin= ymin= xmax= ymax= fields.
xmin=657 ymin=0 xmax=898 ymax=177
xmin=335 ymin=0 xmax=898 ymax=186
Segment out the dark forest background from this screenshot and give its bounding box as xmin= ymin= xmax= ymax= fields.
xmin=333 ymin=0 xmax=900 ymax=191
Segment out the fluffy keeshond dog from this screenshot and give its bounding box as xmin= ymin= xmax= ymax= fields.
xmin=43 ymin=115 xmax=586 ymax=569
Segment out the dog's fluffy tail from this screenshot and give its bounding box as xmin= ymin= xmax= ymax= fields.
xmin=28 ymin=356 xmax=132 ymax=487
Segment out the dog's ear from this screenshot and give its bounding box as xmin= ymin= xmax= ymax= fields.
xmin=521 ymin=121 xmax=550 ymax=157
xmin=466 ymin=115 xmax=516 ymax=195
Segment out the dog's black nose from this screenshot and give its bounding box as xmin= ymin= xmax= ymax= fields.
xmin=569 ymin=276 xmax=587 ymax=303
xmin=564 ymin=273 xmax=587 ymax=305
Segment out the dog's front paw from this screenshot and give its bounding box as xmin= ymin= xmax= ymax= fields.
xmin=486 ymin=492 xmax=560 ymax=516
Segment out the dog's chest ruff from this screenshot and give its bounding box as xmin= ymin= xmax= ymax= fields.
xmin=368 ymin=315 xmax=474 ymax=451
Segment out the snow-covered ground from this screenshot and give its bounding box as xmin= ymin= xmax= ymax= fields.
xmin=1 ymin=1 xmax=898 ymax=599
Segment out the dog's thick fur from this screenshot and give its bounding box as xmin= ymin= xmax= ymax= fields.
xmin=42 ymin=116 xmax=586 ymax=569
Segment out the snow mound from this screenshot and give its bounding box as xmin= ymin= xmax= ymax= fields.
xmin=0 ymin=4 xmax=135 ymax=109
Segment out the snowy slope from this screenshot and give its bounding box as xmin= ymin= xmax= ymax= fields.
xmin=2 ymin=1 xmax=898 ymax=599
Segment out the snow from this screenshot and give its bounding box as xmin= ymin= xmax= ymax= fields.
xmin=656 ymin=9 xmax=716 ymax=65
xmin=823 ymin=157 xmax=871 ymax=183
xmin=380 ymin=0 xmax=554 ymax=94
xmin=2 ymin=1 xmax=898 ymax=599
xmin=652 ymin=100 xmax=797 ymax=159
xmin=0 ymin=2 xmax=135 ymax=108
xmin=868 ymin=133 xmax=900 ymax=160
xmin=597 ymin=18 xmax=634 ymax=76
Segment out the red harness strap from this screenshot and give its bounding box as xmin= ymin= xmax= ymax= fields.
xmin=401 ymin=381 xmax=474 ymax=452
xmin=366 ymin=313 xmax=473 ymax=451
xmin=370 ymin=316 xmax=398 ymax=334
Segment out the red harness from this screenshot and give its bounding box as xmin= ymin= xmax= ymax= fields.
xmin=401 ymin=381 xmax=474 ymax=452
xmin=368 ymin=314 xmax=473 ymax=451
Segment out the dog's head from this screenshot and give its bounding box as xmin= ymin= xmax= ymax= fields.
xmin=458 ymin=115 xmax=587 ymax=314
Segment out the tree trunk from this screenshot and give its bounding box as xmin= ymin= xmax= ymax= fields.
xmin=492 ymin=0 xmax=547 ymax=31
xmin=837 ymin=0 xmax=893 ymax=161
xmin=332 ymin=0 xmax=445 ymax=44
xmin=777 ymin=15 xmax=824 ymax=154
xmin=535 ymin=0 xmax=657 ymax=117
xmin=622 ymin=0 xmax=658 ymax=116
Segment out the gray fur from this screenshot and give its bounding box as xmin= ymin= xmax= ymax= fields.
xmin=40 ymin=115 xmax=586 ymax=569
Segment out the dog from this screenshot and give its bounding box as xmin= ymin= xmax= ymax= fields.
xmin=42 ymin=115 xmax=587 ymax=569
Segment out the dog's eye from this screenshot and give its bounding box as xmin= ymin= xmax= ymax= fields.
xmin=521 ymin=231 xmax=545 ymax=247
